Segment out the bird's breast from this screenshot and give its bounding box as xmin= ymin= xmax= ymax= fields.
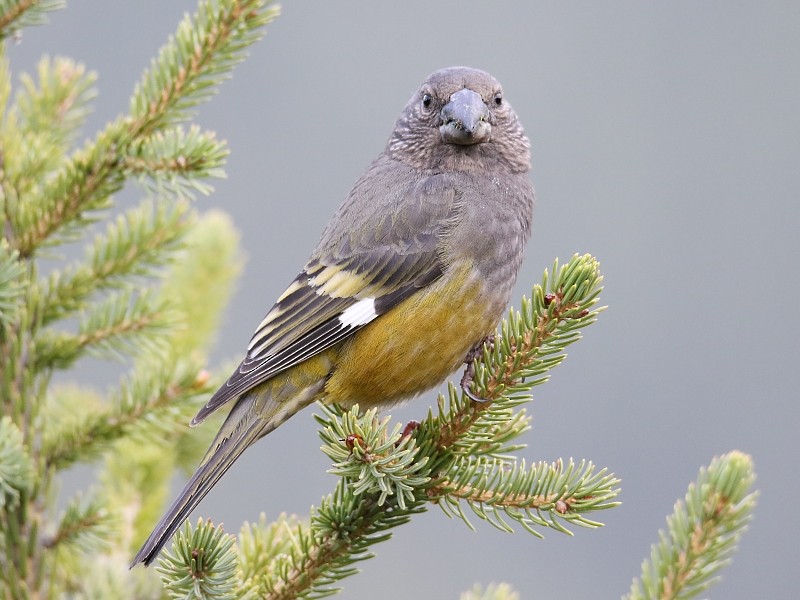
xmin=323 ymin=261 xmax=500 ymax=408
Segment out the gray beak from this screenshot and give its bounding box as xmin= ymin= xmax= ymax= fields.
xmin=439 ymin=88 xmax=491 ymax=145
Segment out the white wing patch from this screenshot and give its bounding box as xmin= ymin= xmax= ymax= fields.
xmin=338 ymin=298 xmax=377 ymax=328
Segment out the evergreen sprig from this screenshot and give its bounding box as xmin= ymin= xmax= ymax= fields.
xmin=0 ymin=242 xmax=25 ymax=329
xmin=9 ymin=0 xmax=279 ymax=258
xmin=40 ymin=199 xmax=193 ymax=325
xmin=128 ymin=126 xmax=229 ymax=198
xmin=461 ymin=583 xmax=520 ymax=600
xmin=34 ymin=289 xmax=181 ymax=370
xmin=433 ymin=456 xmax=619 ymax=536
xmin=414 ymin=255 xmax=614 ymax=538
xmin=0 ymin=0 xmax=63 ymax=41
xmin=43 ymin=493 xmax=115 ymax=553
xmin=625 ymin=451 xmax=757 ymax=600
xmin=235 ymin=513 xmax=300 ymax=591
xmin=157 ymin=519 xmax=246 ymax=600
xmin=0 ymin=416 xmax=34 ymax=509
xmin=129 ymin=0 xmax=279 ymax=129
xmin=42 ymin=356 xmax=213 ymax=471
xmin=319 ymin=405 xmax=430 ymax=509
xmin=15 ymin=56 xmax=96 ymax=148
xmin=260 ymin=482 xmax=426 ymax=600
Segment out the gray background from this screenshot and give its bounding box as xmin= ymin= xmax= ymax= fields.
xmin=10 ymin=1 xmax=798 ymax=598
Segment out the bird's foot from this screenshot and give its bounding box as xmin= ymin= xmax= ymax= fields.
xmin=460 ymin=335 xmax=495 ymax=403
xmin=464 ymin=334 xmax=495 ymax=364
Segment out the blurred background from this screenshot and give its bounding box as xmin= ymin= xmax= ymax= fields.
xmin=9 ymin=1 xmax=798 ymax=597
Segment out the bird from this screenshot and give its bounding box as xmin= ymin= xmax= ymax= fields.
xmin=131 ymin=66 xmax=535 ymax=567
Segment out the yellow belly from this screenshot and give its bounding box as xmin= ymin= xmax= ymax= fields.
xmin=324 ymin=262 xmax=499 ymax=408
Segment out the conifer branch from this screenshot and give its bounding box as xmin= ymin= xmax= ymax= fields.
xmin=41 ymin=199 xmax=192 ymax=325
xmin=461 ymin=583 xmax=520 ymax=600
xmin=42 ymin=495 xmax=114 ymax=552
xmin=237 ymin=513 xmax=304 ymax=593
xmin=129 ymin=0 xmax=279 ymax=130
xmin=433 ymin=257 xmax=602 ymax=454
xmin=430 ymin=457 xmax=619 ymax=536
xmin=42 ymin=204 xmax=231 ymax=451
xmin=34 ymin=290 xmax=181 ymax=370
xmin=0 ymin=2 xmax=270 ymax=595
xmin=15 ymin=56 xmax=97 ymax=149
xmin=0 ymin=416 xmax=35 ymax=509
xmin=256 ymin=484 xmax=425 ymax=600
xmin=319 ymin=407 xmax=430 ymax=509
xmin=126 ymin=126 xmax=228 ymax=198
xmin=0 ymin=0 xmax=62 ymax=40
xmin=42 ymin=358 xmax=213 ymax=470
xmin=10 ymin=0 xmax=278 ymax=257
xmin=625 ymin=451 xmax=757 ymax=600
xmin=159 ymin=414 xmax=428 ymax=599
xmin=0 ymin=57 xmax=96 ymax=238
xmin=13 ymin=122 xmax=130 ymax=256
xmin=0 ymin=241 xmax=25 ymax=329
xmin=158 ymin=519 xmax=247 ymax=600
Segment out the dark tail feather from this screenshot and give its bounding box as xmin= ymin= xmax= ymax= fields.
xmin=129 ymin=414 xmax=265 ymax=568
xmin=130 ymin=378 xmax=322 ymax=568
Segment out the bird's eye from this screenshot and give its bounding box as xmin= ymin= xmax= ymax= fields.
xmin=421 ymin=93 xmax=433 ymax=110
xmin=493 ymin=93 xmax=503 ymax=106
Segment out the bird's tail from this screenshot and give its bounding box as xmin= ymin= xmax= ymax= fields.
xmin=129 ymin=383 xmax=319 ymax=568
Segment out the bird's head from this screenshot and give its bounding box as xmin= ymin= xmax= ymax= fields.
xmin=387 ymin=66 xmax=531 ymax=174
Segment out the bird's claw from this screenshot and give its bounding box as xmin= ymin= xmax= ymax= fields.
xmin=461 ymin=380 xmax=488 ymax=403
xmin=460 ymin=335 xmax=495 ymax=403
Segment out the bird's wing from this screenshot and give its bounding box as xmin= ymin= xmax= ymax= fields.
xmin=192 ymin=166 xmax=456 ymax=425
